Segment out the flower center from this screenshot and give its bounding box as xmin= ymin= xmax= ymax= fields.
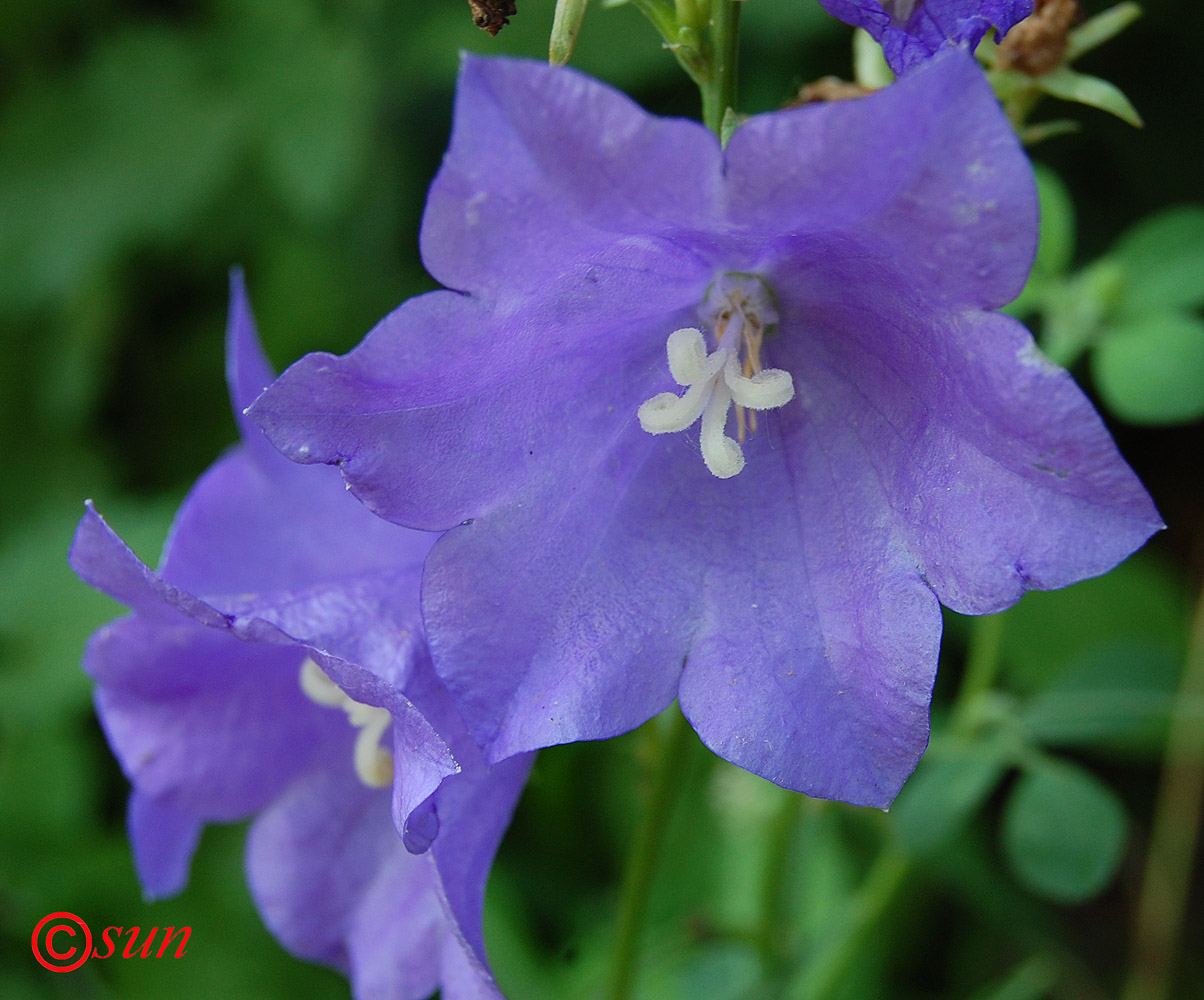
xmin=637 ymin=273 xmax=794 ymax=479
xmin=299 ymin=657 xmax=394 ymax=788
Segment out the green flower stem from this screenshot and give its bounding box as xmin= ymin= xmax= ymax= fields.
xmin=1121 ymin=582 xmax=1204 ymax=1000
xmin=768 ymin=614 xmax=1007 ymax=999
xmin=953 ymin=611 xmax=1007 ymax=734
xmin=607 ymin=705 xmax=695 ymax=1000
xmin=700 ymin=0 xmax=741 ymax=137
xmin=631 ymin=0 xmax=706 ymax=84
xmin=783 ymin=848 xmax=911 ymax=1000
xmin=756 ymin=791 xmax=806 ymax=972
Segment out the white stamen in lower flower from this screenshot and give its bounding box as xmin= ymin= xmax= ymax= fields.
xmin=638 ymin=274 xmax=795 ymax=479
xmin=299 ymin=657 xmax=394 ymax=788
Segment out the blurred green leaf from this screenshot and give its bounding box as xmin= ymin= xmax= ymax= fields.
xmin=1032 ymin=166 xmax=1076 ymax=280
xmin=226 ymin=0 xmax=374 ymax=222
xmin=1064 ymin=2 xmax=1143 ymax=62
xmin=0 ymin=28 xmax=242 ymax=314
xmin=1037 ymin=258 xmax=1125 ymax=366
xmin=1001 ymin=758 xmax=1127 ymax=903
xmin=964 ymin=953 xmax=1060 ymax=1000
xmin=1091 ymin=311 xmax=1204 ymax=424
xmin=891 ymin=732 xmax=1014 ymax=856
xmin=1021 ymin=639 xmax=1181 ymax=753
xmin=1111 ymin=205 xmax=1204 ymax=314
xmin=1000 ymin=556 xmax=1184 ymax=695
xmin=1035 ymin=67 xmax=1142 ymax=127
xmin=1010 ymin=166 xmax=1076 ymax=317
xmin=0 ymin=498 xmax=178 ymax=729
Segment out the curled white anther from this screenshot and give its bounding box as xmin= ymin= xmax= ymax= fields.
xmin=666 ymin=327 xmax=710 ymax=385
xmin=722 ymin=354 xmax=795 ymax=411
xmin=299 ymin=658 xmax=394 ymax=789
xmin=638 ymin=331 xmax=730 ymax=435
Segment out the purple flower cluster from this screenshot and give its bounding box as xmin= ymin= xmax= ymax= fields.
xmin=74 ymin=20 xmax=1159 ymax=997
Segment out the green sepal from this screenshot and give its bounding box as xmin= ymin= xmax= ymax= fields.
xmin=719 ymin=106 xmax=744 ymax=148
xmin=852 ymin=27 xmax=893 ymax=89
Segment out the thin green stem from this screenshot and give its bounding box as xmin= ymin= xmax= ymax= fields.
xmin=1121 ymin=582 xmax=1204 ymax=1000
xmin=700 ymin=0 xmax=741 ymax=137
xmin=953 ymin=611 xmax=1007 ymax=733
xmin=631 ymin=0 xmax=706 ymax=84
xmin=607 ymin=706 xmax=695 ymax=1000
xmin=783 ymin=848 xmax=910 ymax=1000
xmin=756 ymin=792 xmax=805 ymax=973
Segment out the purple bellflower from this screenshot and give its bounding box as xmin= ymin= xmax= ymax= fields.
xmin=251 ymin=53 xmax=1161 ymax=809
xmin=817 ymin=0 xmax=1034 ymax=75
xmin=70 ymin=275 xmax=531 ymax=1000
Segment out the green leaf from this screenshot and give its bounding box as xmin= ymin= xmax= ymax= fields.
xmin=1036 ymin=67 xmax=1143 ymax=127
xmin=227 ymin=2 xmax=374 ymax=222
xmin=1001 ymin=758 xmax=1128 ymax=903
xmin=891 ymin=733 xmax=1013 ymax=855
xmin=1111 ymin=205 xmax=1204 ymax=314
xmin=1065 ymin=2 xmax=1143 ymax=63
xmin=964 ymin=953 xmax=1060 ymax=1000
xmin=1033 ymin=166 xmax=1076 ymax=279
xmin=1021 ymin=639 xmax=1181 ymax=753
xmin=999 ymin=555 xmax=1184 ymax=695
xmin=1091 ymin=311 xmax=1204 ymax=424
xmin=1018 ymin=118 xmax=1080 ymax=147
xmin=1038 ymin=258 xmax=1124 ymax=367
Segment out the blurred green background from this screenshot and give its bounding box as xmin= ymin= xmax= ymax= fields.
xmin=2 ymin=1 xmax=1202 ymax=998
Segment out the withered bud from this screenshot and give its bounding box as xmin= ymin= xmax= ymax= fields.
xmin=791 ymin=77 xmax=873 ymax=107
xmin=995 ymin=0 xmax=1080 ymax=77
xmin=469 ymin=0 xmax=517 ymax=36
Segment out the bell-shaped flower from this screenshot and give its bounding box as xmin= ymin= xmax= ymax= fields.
xmin=251 ymin=53 xmax=1161 ymax=809
xmin=70 ymin=275 xmax=530 ymax=1000
xmin=818 ymin=0 xmax=1034 ymax=74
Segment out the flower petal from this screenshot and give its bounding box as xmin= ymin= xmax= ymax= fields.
xmin=246 ymin=767 xmax=444 ymax=1000
xmin=429 ymin=751 xmax=534 ymax=980
xmin=725 ymin=50 xmax=1037 ymax=310
xmin=766 ymin=256 xmax=1162 ymax=615
xmin=421 ymin=55 xmax=721 ymax=304
xmin=421 ymin=428 xmax=700 ymax=759
xmin=676 ymin=411 xmax=942 ymax=807
xmin=127 ymin=791 xmax=202 ymax=900
xmin=252 ymin=289 xmax=699 ymax=530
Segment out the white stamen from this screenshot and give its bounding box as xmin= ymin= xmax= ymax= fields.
xmin=638 ymin=295 xmax=795 ymax=479
xmin=299 ymin=658 xmax=394 ymax=789
xmin=700 ymin=377 xmax=744 ymax=478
